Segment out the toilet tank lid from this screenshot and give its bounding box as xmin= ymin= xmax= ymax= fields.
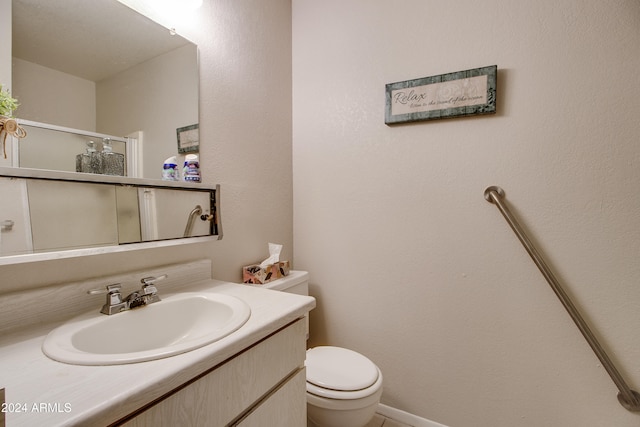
xmin=258 ymin=270 xmax=308 ymax=291
xmin=306 ymin=346 xmax=379 ymax=391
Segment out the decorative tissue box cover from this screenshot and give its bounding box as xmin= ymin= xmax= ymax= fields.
xmin=242 ymin=261 xmax=290 ymax=284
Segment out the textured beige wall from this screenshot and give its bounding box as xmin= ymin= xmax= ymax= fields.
xmin=12 ymin=58 xmax=96 ymax=130
xmin=293 ymin=1 xmax=640 ymax=426
xmin=96 ymin=44 xmax=198 ymax=179
xmin=0 ymin=0 xmax=292 ymax=288
xmin=0 ymin=0 xmax=10 ymax=168
xmin=0 ymin=1 xmax=10 ymax=88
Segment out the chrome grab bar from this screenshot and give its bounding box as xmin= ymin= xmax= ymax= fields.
xmin=183 ymin=205 xmax=203 ymax=237
xmin=484 ymin=186 xmax=640 ymax=412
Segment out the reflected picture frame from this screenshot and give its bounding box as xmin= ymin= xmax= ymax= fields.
xmin=177 ymin=124 xmax=199 ymax=154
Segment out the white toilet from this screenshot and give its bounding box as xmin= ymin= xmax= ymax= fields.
xmin=254 ymin=271 xmax=383 ymax=427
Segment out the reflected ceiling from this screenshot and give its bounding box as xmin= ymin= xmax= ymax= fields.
xmin=12 ymin=0 xmax=190 ymax=82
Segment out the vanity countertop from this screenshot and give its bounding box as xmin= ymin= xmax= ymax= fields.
xmin=0 ymin=279 xmax=315 ymax=427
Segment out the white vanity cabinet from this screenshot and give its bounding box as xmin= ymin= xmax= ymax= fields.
xmin=119 ymin=319 xmax=307 ymax=427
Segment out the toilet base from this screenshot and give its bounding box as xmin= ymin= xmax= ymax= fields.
xmin=306 ymin=387 xmax=381 ymax=427
xmin=307 ymin=401 xmax=378 ymax=427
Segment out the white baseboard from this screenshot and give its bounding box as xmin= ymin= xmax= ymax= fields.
xmin=377 ymin=403 xmax=449 ymax=427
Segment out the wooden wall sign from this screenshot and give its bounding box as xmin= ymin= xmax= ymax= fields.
xmin=385 ymin=65 xmax=497 ymax=125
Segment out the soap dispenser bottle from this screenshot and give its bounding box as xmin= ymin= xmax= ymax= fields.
xmin=100 ymin=138 xmax=125 ymax=176
xmin=162 ymin=156 xmax=180 ymax=181
xmin=182 ymin=154 xmax=201 ymax=182
xmin=76 ymin=140 xmax=102 ymax=174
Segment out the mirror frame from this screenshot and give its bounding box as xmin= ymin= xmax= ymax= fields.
xmin=0 ymin=166 xmax=222 ymax=266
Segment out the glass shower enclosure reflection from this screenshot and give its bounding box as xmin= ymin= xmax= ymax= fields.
xmin=12 ymin=120 xmax=135 ymax=177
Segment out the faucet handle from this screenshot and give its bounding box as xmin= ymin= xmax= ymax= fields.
xmin=141 ymin=284 xmax=157 ymax=296
xmin=140 ymin=275 xmax=166 ymax=304
xmin=88 ymin=283 xmax=122 ymax=297
xmin=88 ymin=284 xmax=126 ymax=315
xmin=105 ymin=284 xmax=123 ymax=305
xmin=95 ymin=284 xmax=123 ymax=303
xmin=140 ymin=274 xmax=167 ymax=287
xmin=140 ymin=275 xmax=166 ymax=294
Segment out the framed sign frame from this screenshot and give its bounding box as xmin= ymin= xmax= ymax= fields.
xmin=176 ymin=124 xmax=199 ymax=154
xmin=385 ymin=65 xmax=497 ymax=125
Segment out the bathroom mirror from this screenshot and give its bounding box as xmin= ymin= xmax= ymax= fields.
xmin=9 ymin=0 xmax=199 ymax=179
xmin=0 ymin=167 xmax=220 ymax=263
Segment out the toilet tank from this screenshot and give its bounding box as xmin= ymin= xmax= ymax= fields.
xmin=246 ymin=271 xmax=310 ymax=337
xmin=257 ymin=270 xmax=309 ymax=295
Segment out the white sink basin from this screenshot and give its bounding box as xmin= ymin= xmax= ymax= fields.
xmin=42 ymin=292 xmax=251 ymax=365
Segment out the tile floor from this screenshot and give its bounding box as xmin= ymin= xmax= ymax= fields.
xmin=364 ymin=413 xmax=413 ymax=427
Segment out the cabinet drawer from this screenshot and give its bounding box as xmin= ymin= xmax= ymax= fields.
xmin=236 ymin=368 xmax=306 ymax=427
xmin=121 ymin=319 xmax=306 ymax=426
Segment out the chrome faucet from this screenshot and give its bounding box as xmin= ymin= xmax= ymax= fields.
xmin=89 ymin=275 xmax=167 ymax=315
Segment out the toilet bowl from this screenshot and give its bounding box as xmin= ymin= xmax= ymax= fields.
xmin=306 ymin=346 xmax=383 ymax=427
xmin=249 ymin=271 xmax=383 ymax=427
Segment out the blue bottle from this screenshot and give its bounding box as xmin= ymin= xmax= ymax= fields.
xmin=162 ymin=156 xmax=179 ymax=181
xmin=183 ymin=154 xmax=201 ymax=182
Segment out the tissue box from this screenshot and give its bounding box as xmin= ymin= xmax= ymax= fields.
xmin=243 ymin=261 xmax=290 ymax=284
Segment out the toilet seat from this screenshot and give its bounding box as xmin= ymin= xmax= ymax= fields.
xmin=306 ymin=346 xmax=382 ymax=400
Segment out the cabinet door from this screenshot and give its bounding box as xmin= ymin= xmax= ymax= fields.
xmin=236 ymin=368 xmax=306 ymax=427
xmin=120 ymin=320 xmax=306 ymax=426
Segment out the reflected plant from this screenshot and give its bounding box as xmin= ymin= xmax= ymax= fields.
xmin=0 ymin=84 xmax=26 ymax=158
xmin=0 ymin=84 xmax=19 ymax=117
